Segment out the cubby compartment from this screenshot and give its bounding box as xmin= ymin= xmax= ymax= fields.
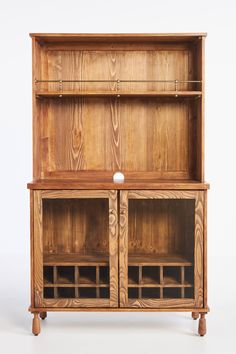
xmin=99 ymin=266 xmax=109 ymax=285
xmin=185 ymin=266 xmax=194 ymax=285
xmin=142 ymin=267 xmax=160 ymax=285
xmin=128 ymin=288 xmax=139 ymax=299
xmin=142 ymin=288 xmax=160 ymax=299
xmin=79 ymin=288 xmax=97 ymax=299
xmin=100 ymin=288 xmax=110 ymax=299
xmin=44 ymin=288 xmax=54 ymax=299
xmin=57 ymin=266 xmax=75 ymax=284
xmin=43 ymin=266 xmax=53 ymax=285
xmin=128 ymin=266 xmax=139 ymax=285
xmin=163 ymin=267 xmax=181 ymax=285
xmin=58 ymin=288 xmax=75 ymax=298
xmin=185 ymin=287 xmax=194 ymax=299
xmin=79 ymin=267 xmax=96 ymax=284
xmin=163 ymin=288 xmax=181 ymax=299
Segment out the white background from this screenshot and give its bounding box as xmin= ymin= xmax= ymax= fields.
xmin=0 ymin=0 xmax=235 ymax=353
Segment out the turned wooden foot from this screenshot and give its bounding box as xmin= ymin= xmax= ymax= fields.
xmin=192 ymin=312 xmax=199 ymax=320
xmin=32 ymin=313 xmax=41 ymax=336
xmin=198 ymin=313 xmax=206 ymax=336
xmin=40 ymin=312 xmax=47 ymax=320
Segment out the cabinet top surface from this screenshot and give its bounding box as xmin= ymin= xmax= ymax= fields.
xmin=30 ymin=33 xmax=207 ymax=41
xmin=27 ymin=179 xmax=210 ymax=190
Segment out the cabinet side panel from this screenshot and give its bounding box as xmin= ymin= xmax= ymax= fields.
xmin=109 ymin=190 xmax=119 ymax=307
xmin=119 ymin=191 xmax=128 ymax=306
xmin=203 ymin=190 xmax=208 ymax=307
xmin=32 ymin=38 xmax=41 ymax=179
xmin=33 ymin=191 xmax=44 ymax=307
xmin=194 ymin=191 xmax=204 ymax=307
xmin=195 ymin=37 xmax=205 ymax=181
xmin=30 ymin=190 xmax=34 ymax=307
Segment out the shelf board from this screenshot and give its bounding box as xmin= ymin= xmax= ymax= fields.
xmin=128 ymin=283 xmax=193 ymax=288
xmin=44 ymin=284 xmax=109 ymax=288
xmin=44 ymin=253 xmax=192 ymax=267
xmin=28 ymin=179 xmax=210 ymax=190
xmin=44 ymin=253 xmax=109 ymax=266
xmin=35 ymin=90 xmax=202 ymax=98
xmin=129 ymin=255 xmax=193 ymax=266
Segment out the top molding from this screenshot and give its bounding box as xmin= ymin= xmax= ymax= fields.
xmin=29 ymin=33 xmax=207 ymax=42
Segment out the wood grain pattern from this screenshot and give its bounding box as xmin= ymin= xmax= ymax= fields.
xmin=119 ymin=191 xmax=129 ymax=306
xmin=41 ymin=190 xmax=109 ymax=198
xmin=108 ymin=190 xmax=119 ymax=307
xmin=128 ymin=199 xmax=194 ymax=256
xmin=33 ymin=191 xmax=43 ymax=307
xmin=43 ymin=299 xmax=110 ymax=307
xmin=43 ymin=198 xmax=109 ymax=255
xmin=194 ymin=192 xmax=204 ymax=307
xmin=128 ymin=298 xmax=195 ymax=308
xmin=37 ymin=97 xmax=198 ymax=179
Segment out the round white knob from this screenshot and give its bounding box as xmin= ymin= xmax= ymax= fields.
xmin=113 ymin=172 xmax=125 ymax=183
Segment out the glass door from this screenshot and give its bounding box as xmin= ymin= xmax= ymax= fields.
xmin=119 ymin=190 xmax=204 ymax=308
xmin=33 ymin=190 xmax=118 ymax=308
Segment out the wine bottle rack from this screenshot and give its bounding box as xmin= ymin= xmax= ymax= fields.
xmin=43 ymin=265 xmax=110 ymax=299
xmin=128 ymin=265 xmax=194 ymax=299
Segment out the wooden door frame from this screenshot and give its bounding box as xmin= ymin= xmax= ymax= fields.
xmin=119 ymin=190 xmax=204 ymax=308
xmin=33 ymin=189 xmax=118 ymax=308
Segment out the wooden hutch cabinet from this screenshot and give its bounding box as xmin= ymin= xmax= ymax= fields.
xmin=27 ymin=33 xmax=209 ymax=336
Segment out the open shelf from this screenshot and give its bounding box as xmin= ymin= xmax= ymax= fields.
xmin=35 ymin=90 xmax=202 ymax=98
xmin=128 ymin=255 xmax=192 ymax=266
xmin=44 ymin=253 xmax=109 ymax=266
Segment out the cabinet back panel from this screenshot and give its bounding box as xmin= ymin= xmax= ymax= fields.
xmin=128 ymin=199 xmax=195 ymax=258
xmin=37 ymin=48 xmax=196 ymax=92
xmin=38 ymin=98 xmax=197 ymax=179
xmin=43 ymin=199 xmax=109 ymax=254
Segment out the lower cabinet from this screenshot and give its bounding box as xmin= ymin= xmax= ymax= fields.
xmin=31 ymin=189 xmax=206 ymax=311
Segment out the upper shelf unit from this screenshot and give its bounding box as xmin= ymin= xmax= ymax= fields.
xmin=33 ymin=34 xmax=204 ymax=96
xmin=32 ymin=34 xmax=205 ymax=182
